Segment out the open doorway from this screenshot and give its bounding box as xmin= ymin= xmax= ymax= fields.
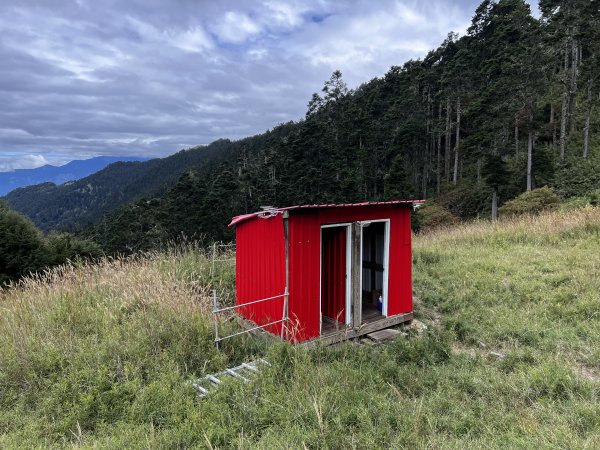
xmin=361 ymin=221 xmax=389 ymax=323
xmin=320 ymin=225 xmax=351 ymax=334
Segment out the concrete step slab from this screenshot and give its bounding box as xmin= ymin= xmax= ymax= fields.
xmin=366 ymin=328 xmax=404 ymax=342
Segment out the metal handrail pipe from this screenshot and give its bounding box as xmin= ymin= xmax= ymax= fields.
xmin=215 ymin=318 xmax=285 ymax=342
xmin=213 ymin=293 xmax=285 ymax=314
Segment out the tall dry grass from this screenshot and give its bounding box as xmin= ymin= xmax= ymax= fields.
xmin=0 ymin=250 xmax=215 ymax=341
xmin=415 ymin=206 xmax=600 ymax=247
xmin=0 ymin=243 xmax=236 ymax=315
xmin=4 ymin=254 xmax=205 ymax=313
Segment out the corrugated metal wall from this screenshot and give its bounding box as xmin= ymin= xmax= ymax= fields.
xmin=321 ymin=227 xmax=347 ymax=324
xmin=386 ymin=206 xmax=413 ymax=316
xmin=234 ymin=205 xmax=414 ymax=343
xmin=235 ymin=214 xmax=286 ymax=335
xmin=287 ymin=213 xmax=320 ymax=341
xmin=317 ymin=206 xmax=413 ymax=316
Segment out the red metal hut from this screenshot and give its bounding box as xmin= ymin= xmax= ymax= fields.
xmin=228 ymin=201 xmax=422 ymax=344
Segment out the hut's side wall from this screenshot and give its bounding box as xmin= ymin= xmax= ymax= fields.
xmin=287 ymin=213 xmax=321 ymax=341
xmin=235 ymin=214 xmax=286 ymax=335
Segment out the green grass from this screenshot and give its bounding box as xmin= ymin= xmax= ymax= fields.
xmin=1 ymin=208 xmax=599 ymax=448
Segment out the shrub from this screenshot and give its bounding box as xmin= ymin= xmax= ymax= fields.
xmin=498 ymin=186 xmax=560 ymax=217
xmin=413 ymin=202 xmax=459 ymax=232
xmin=560 ymin=187 xmax=600 ymax=211
xmin=44 ymin=233 xmax=103 ymax=265
xmin=435 ymin=180 xmax=490 ymax=218
xmin=553 ymin=152 xmax=600 ymax=199
xmin=0 ymin=204 xmax=102 ymax=284
xmin=0 ymin=203 xmax=47 ymax=284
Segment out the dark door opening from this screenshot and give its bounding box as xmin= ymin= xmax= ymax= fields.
xmin=361 ymin=222 xmax=386 ymax=322
xmin=321 ymin=226 xmax=348 ymax=330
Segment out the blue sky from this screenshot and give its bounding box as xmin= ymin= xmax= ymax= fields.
xmin=0 ymin=0 xmax=539 ymax=171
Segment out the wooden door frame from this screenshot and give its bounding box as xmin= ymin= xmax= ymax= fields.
xmin=352 ymin=219 xmax=391 ymax=329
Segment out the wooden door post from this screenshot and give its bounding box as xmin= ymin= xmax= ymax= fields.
xmin=351 ymin=222 xmax=362 ymax=330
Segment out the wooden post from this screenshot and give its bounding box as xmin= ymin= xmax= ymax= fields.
xmin=351 ymin=222 xmax=362 ymax=330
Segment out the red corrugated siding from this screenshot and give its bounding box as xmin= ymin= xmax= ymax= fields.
xmin=386 ymin=207 xmax=413 ymax=316
xmin=321 ymin=227 xmax=346 ymax=323
xmin=235 ymin=214 xmax=286 ymax=335
xmin=287 ymin=213 xmax=320 ymax=341
xmin=234 ymin=204 xmax=414 ymax=343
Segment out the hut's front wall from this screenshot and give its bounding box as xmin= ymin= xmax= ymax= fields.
xmin=288 ymin=205 xmax=413 ymax=342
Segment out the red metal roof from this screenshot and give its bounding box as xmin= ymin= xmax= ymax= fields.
xmin=228 ymin=200 xmax=425 ymax=227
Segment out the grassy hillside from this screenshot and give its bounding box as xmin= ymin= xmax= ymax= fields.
xmin=1 ymin=208 xmax=599 ymax=448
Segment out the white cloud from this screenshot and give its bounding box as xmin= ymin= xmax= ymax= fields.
xmin=261 ymin=1 xmax=308 ymax=30
xmin=283 ymin=1 xmax=463 ymax=87
xmin=166 ymin=26 xmax=213 ymax=53
xmin=126 ymin=17 xmax=213 ymax=53
xmin=0 ymin=154 xmax=49 ymax=172
xmin=211 ymin=11 xmax=262 ymax=44
xmin=247 ymin=47 xmax=268 ymax=60
xmin=396 ymin=3 xmax=427 ymax=26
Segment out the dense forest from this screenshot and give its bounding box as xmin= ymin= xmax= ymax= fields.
xmin=4 ymin=0 xmax=600 ymax=256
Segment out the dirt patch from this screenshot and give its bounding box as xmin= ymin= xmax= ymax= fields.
xmin=412 ymin=295 xmax=442 ymax=327
xmin=451 ymin=342 xmax=508 ymax=360
xmin=574 ymin=365 xmax=600 ymax=382
xmin=451 ymin=343 xmax=478 ymax=358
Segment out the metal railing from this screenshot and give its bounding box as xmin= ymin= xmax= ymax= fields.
xmin=212 ymin=288 xmax=289 ymax=346
xmin=210 ymin=242 xmax=236 ymax=281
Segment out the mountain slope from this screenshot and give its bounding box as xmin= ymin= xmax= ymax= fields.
xmin=1 ymin=139 xmax=244 ymax=232
xmin=0 ymin=156 xmax=148 ymax=196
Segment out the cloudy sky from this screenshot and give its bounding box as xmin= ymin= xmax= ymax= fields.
xmin=0 ymin=0 xmax=538 ymax=171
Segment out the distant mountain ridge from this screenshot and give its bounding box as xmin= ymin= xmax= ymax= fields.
xmin=1 ymin=140 xmax=240 ymax=232
xmin=0 ymin=156 xmax=148 ymax=196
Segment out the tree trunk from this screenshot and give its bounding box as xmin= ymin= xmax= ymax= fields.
xmin=514 ymin=118 xmax=519 ymax=159
xmin=491 ymin=189 xmax=498 ymax=222
xmin=550 ymin=103 xmax=557 ymax=152
xmin=430 ymin=132 xmax=435 ymax=189
xmin=527 ymin=130 xmax=533 ymax=191
xmin=527 ymin=105 xmax=535 ymax=192
xmin=423 ymin=88 xmax=432 ymax=198
xmin=436 ymin=102 xmax=442 ymax=194
xmin=569 ymin=39 xmax=579 ymax=134
xmin=560 ymin=45 xmax=569 ymax=161
xmin=453 ymin=97 xmax=461 ymax=185
xmin=445 ymin=98 xmax=451 ymax=182
xmin=422 ymin=165 xmax=427 ymax=198
xmin=583 ymin=78 xmax=593 ymax=159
